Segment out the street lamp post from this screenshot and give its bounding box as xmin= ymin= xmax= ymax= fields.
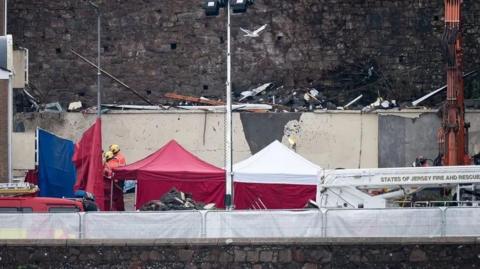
xmin=89 ymin=1 xmax=101 ymax=118
xmin=89 ymin=2 xmax=110 ymax=209
xmin=225 ymin=0 xmax=233 ymax=210
xmin=204 ymin=0 xmax=253 ymax=210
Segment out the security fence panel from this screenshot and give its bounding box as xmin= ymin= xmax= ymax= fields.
xmin=82 ymin=212 xmax=203 ymax=239
xmin=445 ymin=207 xmax=480 ymax=236
xmin=325 ymin=208 xmax=442 ymax=237
xmin=0 ymin=213 xmax=80 ymax=239
xmin=205 ymin=210 xmax=323 ymax=238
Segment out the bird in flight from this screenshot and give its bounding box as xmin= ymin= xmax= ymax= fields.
xmin=240 ymin=24 xmax=268 ymax=37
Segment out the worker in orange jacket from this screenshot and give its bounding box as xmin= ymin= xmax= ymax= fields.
xmin=103 ymin=151 xmax=124 ymax=211
xmin=109 ymin=144 xmax=126 ymax=166
xmin=109 ymin=144 xmax=127 ymax=211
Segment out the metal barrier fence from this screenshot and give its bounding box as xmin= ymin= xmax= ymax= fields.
xmin=325 ymin=208 xmax=443 ymax=237
xmin=204 ymin=210 xmax=323 ymax=238
xmin=81 ymin=211 xmax=203 ymax=239
xmin=0 ymin=213 xmax=80 ymax=239
xmin=444 ymin=207 xmax=480 ymax=236
xmin=0 ymin=208 xmax=479 ymax=239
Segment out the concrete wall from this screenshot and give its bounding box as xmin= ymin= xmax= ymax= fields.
xmin=288 ymin=112 xmax=378 ymax=169
xmin=12 ymin=132 xmax=35 ymax=171
xmin=378 ymin=110 xmax=480 ymax=167
xmin=13 ymin=111 xmax=379 ymax=172
xmin=378 ymin=111 xmax=441 ymax=167
xmin=14 ymin=111 xmax=251 ymax=170
xmin=466 ymin=112 xmax=480 ymax=155
xmin=12 ymin=110 xmax=480 ymax=173
xmin=13 ymin=49 xmax=27 ymax=88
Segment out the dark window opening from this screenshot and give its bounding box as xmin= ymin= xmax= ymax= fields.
xmin=277 ymin=35 xmax=283 ymax=41
xmin=203 ymin=85 xmax=209 ymax=90
xmin=170 ymin=43 xmax=177 ymax=50
xmin=0 ymin=207 xmax=33 ymax=214
xmin=433 ymin=15 xmax=439 ymax=21
xmin=55 ymin=48 xmax=62 ymax=54
xmin=78 ymin=92 xmax=86 ymax=97
xmin=146 ymin=90 xmax=152 ymax=95
xmin=103 ymin=45 xmax=109 ymax=52
xmin=398 ymin=55 xmax=406 ymax=64
xmin=0 ymin=207 xmax=19 ymax=213
xmin=220 ymin=36 xmax=224 ymax=44
xmin=48 ymin=207 xmax=80 ymax=213
xmin=155 ymin=9 xmax=162 ymax=14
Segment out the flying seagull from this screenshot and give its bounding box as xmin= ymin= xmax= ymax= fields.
xmin=240 ymin=24 xmax=267 ymax=37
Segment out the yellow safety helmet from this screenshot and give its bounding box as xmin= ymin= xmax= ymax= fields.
xmin=104 ymin=151 xmax=114 ymax=160
xmin=109 ymin=144 xmax=120 ymax=154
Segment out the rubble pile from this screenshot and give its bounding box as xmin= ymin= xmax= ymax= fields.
xmin=139 ymin=188 xmax=215 ymax=211
xmin=234 ymin=83 xmax=335 ymax=112
xmin=18 ymin=55 xmax=477 ymax=113
xmin=236 ymin=60 xmax=399 ymax=112
xmin=161 ymin=59 xmax=401 ymax=112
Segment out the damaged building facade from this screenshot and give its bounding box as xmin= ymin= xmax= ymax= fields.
xmin=12 ymin=109 xmax=480 ymax=175
xmin=7 ymin=0 xmax=480 ymax=109
xmin=6 ymin=0 xmax=480 ymax=173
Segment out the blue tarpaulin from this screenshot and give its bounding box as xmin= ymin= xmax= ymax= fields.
xmin=38 ymin=129 xmax=77 ymax=198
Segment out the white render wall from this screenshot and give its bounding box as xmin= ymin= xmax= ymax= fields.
xmin=13 ymin=111 xmax=379 ymax=171
xmin=12 ymin=110 xmax=480 ymax=172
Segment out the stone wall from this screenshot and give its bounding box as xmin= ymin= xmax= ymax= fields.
xmin=1 ymin=242 xmax=480 ymax=268
xmin=7 ymin=1 xmax=480 ymax=107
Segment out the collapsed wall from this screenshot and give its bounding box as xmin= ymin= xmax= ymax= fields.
xmin=8 ymin=1 xmax=480 ymax=108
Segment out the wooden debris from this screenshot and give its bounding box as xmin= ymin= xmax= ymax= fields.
xmin=165 ymin=92 xmax=224 ymax=106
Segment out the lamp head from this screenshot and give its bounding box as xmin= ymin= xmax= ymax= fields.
xmin=204 ymin=0 xmax=220 ymax=16
xmin=230 ymin=0 xmax=254 ymax=13
xmin=88 ymin=1 xmax=99 ymax=10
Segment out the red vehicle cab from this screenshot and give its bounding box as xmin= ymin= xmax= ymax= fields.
xmin=0 ymin=183 xmax=98 ymax=213
xmin=0 ymin=197 xmax=85 ymax=213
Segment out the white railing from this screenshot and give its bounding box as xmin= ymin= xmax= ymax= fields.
xmin=0 ymin=207 xmax=478 ymax=239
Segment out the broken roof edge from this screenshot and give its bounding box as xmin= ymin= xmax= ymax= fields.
xmin=313 ymin=108 xmax=440 ymax=115
xmin=28 ymin=108 xmax=480 ymax=116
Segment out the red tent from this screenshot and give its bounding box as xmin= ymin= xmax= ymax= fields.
xmin=113 ymin=140 xmax=225 ymax=209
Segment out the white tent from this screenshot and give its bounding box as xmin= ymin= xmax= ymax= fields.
xmin=233 ymin=140 xmax=322 ymax=209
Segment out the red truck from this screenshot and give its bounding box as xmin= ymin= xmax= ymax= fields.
xmin=0 ymin=197 xmax=85 ymax=213
xmin=0 ymin=183 xmax=98 ymax=213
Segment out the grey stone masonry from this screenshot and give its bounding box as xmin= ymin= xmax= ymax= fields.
xmin=7 ymin=1 xmax=480 ymax=107
xmin=1 ymin=243 xmax=480 ymax=268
